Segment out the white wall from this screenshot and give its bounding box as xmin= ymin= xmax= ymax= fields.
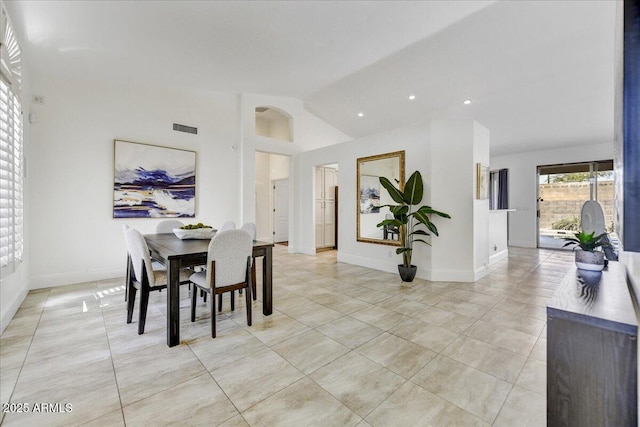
xmin=22 ymin=83 xmax=348 ymax=292
xmin=28 ymin=77 xmax=241 ymax=288
xmin=489 ymin=211 xmax=509 ymax=263
xmin=254 ymin=152 xmax=289 ymax=241
xmin=429 ymin=120 xmax=490 ymax=282
xmin=491 ymin=142 xmax=614 ymax=248
xmin=295 ymin=119 xmax=488 ymax=282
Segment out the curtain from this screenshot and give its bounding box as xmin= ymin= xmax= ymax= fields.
xmin=497 ymin=169 xmax=508 ymax=209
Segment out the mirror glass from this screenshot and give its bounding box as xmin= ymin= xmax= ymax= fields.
xmin=357 ymin=151 xmax=405 ymax=246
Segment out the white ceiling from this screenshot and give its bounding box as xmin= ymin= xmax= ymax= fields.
xmin=7 ymin=0 xmax=616 ymax=156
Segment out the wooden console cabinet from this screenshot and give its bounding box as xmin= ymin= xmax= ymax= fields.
xmin=547 ymin=262 xmax=637 ymax=426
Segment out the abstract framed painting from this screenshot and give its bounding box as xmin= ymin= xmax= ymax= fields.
xmin=113 ymin=140 xmax=196 ymax=218
xmin=360 ymin=174 xmax=381 ymax=214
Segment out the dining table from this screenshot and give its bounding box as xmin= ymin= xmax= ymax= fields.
xmin=144 ymin=233 xmax=274 ymax=347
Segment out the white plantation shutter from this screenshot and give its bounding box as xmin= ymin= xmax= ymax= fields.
xmin=0 ymin=2 xmax=22 ymax=271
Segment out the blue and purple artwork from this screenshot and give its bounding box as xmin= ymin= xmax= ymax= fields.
xmin=113 ymin=140 xmax=196 ymax=218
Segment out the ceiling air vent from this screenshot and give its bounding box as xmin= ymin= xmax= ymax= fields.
xmin=173 ymin=123 xmax=198 ymax=135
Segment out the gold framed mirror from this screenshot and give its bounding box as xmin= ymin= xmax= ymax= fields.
xmin=356 ymin=151 xmax=405 ymax=246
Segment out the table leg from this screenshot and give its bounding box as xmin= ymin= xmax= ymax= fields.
xmin=262 ymin=246 xmax=272 ymax=315
xmin=167 ymin=258 xmax=181 ymax=347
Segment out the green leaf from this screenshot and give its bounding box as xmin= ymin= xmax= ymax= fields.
xmin=396 ymin=248 xmax=412 ymax=254
xmin=379 ymin=177 xmax=405 ymax=204
xmin=416 ymin=205 xmax=451 ymax=218
xmin=413 ymin=210 xmax=439 ymax=236
xmin=413 ymin=238 xmax=431 ymax=246
xmin=377 ymin=219 xmax=403 ymax=228
xmin=409 ymin=229 xmax=430 ymax=236
xmin=404 ymin=171 xmax=423 ymax=205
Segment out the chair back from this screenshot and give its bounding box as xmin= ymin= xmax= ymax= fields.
xmin=125 ymin=228 xmax=156 ymax=286
xmin=240 ymin=222 xmax=257 ymax=241
xmin=219 ymin=221 xmax=236 ymax=232
xmin=206 ymin=229 xmax=252 ymax=288
xmin=156 ymin=219 xmax=184 ymax=234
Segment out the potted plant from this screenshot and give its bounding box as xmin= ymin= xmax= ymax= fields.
xmin=376 ymin=170 xmax=451 ymax=282
xmin=562 ymin=230 xmax=611 ymax=271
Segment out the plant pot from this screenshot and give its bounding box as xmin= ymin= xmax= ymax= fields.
xmin=575 ymin=250 xmax=605 ymax=271
xmin=398 ymin=265 xmax=417 ymax=282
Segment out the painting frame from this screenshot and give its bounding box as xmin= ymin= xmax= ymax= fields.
xmin=476 ymin=163 xmax=489 ymax=200
xmin=360 ymin=174 xmax=381 ymax=214
xmin=113 ymin=140 xmax=197 ymax=218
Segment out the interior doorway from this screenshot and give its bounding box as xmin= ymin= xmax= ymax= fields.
xmin=537 ymin=160 xmax=614 ymax=249
xmin=255 ymin=152 xmax=290 ymax=243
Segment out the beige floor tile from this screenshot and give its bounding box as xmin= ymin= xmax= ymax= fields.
xmin=365 ymin=381 xmax=488 ymax=427
xmin=243 ymin=377 xmax=361 ymax=427
xmin=218 ymin=414 xmax=250 ymax=426
xmin=377 ymin=296 xmax=430 ymax=317
xmin=6 ymin=359 xmax=120 ymax=427
xmin=316 ymin=316 xmax=383 ymax=349
xmin=494 ymin=298 xmax=547 ymax=321
xmin=355 ymin=332 xmax=437 ymax=379
xmin=278 ymin=300 xmax=344 ymax=328
xmin=530 ymin=336 xmax=547 ymax=362
xmin=0 ymin=366 xmax=20 ymax=405
xmin=211 ymin=348 xmax=303 ymax=412
xmin=515 ymin=358 xmax=546 ymax=395
xmin=493 ymin=385 xmax=546 ymax=427
xmin=113 ymin=344 xmax=206 ymax=405
xmin=463 ymin=319 xmax=538 ymax=356
xmin=79 ymin=410 xmax=125 ymax=426
xmin=245 ymin=311 xmax=310 ymax=346
xmin=481 ymin=308 xmax=546 ymax=337
xmin=435 ymin=298 xmax=491 ymax=318
xmin=411 ymin=355 xmax=512 ymax=423
xmin=188 ymin=328 xmax=266 ymax=371
xmin=413 ymin=306 xmax=477 ymax=333
xmin=350 ymin=305 xmax=409 ymax=331
xmin=390 ymin=318 xmax=458 ymax=352
xmin=310 ymin=352 xmax=405 ymax=418
xmin=272 ymin=330 xmax=350 ymax=374
xmin=123 ymin=374 xmax=239 ymax=427
xmin=441 ymin=335 xmax=527 ymax=383
xmin=445 ymin=289 xmax=499 ymax=307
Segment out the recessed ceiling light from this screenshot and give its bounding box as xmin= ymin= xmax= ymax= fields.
xmin=408 ymin=95 xmax=416 ymax=100
xmin=357 ymin=112 xmax=364 ymax=117
xmin=463 ymin=99 xmax=472 ymax=105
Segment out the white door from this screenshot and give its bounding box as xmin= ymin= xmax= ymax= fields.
xmin=273 ymin=179 xmax=289 ymax=243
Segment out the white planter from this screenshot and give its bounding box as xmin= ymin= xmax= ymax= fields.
xmin=574 ymin=250 xmax=605 ymax=271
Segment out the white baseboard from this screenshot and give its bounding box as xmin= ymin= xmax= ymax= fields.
xmin=490 ymin=249 xmax=509 ymax=265
xmin=1 ymin=287 xmax=29 ymax=334
xmin=30 ymin=267 xmax=124 ymax=289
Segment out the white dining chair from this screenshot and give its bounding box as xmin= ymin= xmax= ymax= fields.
xmin=125 ymin=228 xmax=193 ymax=334
xmin=219 ymin=221 xmax=236 ymax=232
xmin=189 ymin=229 xmax=253 ymax=338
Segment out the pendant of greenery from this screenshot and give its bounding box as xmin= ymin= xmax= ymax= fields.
xmin=376 ymin=170 xmax=451 ymax=268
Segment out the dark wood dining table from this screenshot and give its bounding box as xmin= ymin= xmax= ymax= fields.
xmin=144 ymin=233 xmax=274 ymax=347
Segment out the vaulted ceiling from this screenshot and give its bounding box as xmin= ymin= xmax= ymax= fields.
xmin=7 ymin=0 xmax=616 ymax=155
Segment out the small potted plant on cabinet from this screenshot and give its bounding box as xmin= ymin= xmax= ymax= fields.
xmin=562 ymin=230 xmax=611 ymax=271
xmin=376 ymin=171 xmax=451 ymax=282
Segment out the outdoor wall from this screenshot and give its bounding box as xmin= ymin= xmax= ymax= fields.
xmin=490 ymin=142 xmax=614 ymax=248
xmin=539 ymin=181 xmax=614 ymax=230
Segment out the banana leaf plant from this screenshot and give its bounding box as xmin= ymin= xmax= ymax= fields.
xmin=376 ymin=170 xmax=451 ymax=268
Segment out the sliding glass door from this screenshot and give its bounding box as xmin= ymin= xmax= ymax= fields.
xmin=537 ymin=160 xmax=613 ymax=249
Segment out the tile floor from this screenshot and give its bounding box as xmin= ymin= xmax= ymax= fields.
xmin=0 ymin=246 xmax=574 ymax=426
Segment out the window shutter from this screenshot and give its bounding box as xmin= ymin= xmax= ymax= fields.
xmin=0 ymin=2 xmax=22 ymax=270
